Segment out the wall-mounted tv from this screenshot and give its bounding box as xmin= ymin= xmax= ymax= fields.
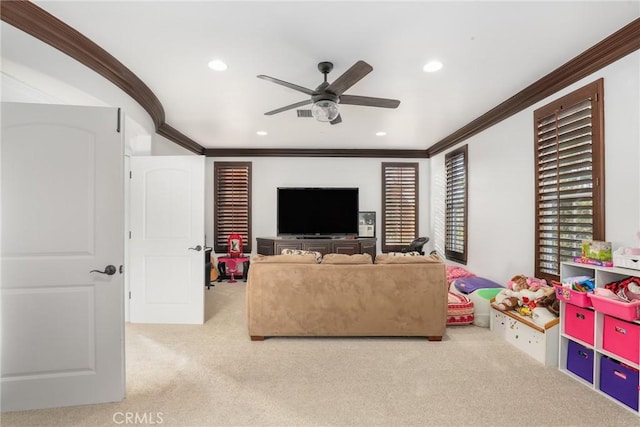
xmin=277 ymin=187 xmax=359 ymax=237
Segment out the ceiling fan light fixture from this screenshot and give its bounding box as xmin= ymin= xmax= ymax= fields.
xmin=423 ymin=60 xmax=443 ymax=73
xmin=311 ymin=100 xmax=339 ymax=122
xmin=207 ymin=59 xmax=228 ymax=71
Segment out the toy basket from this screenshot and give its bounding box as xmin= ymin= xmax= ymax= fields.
xmin=586 ymin=294 xmax=640 ymax=321
xmin=555 ymin=284 xmax=592 ymax=308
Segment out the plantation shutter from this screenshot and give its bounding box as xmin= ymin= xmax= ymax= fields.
xmin=214 ymin=162 xmax=252 ymax=253
xmin=381 ymin=162 xmax=418 ymax=252
xmin=534 ymin=80 xmax=604 ymax=282
xmin=445 ymin=145 xmax=468 ymax=264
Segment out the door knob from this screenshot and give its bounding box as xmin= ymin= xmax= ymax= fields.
xmin=188 ymin=245 xmax=202 ymax=251
xmin=90 ymin=265 xmax=117 ymax=275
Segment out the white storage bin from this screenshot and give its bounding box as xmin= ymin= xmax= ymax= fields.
xmin=613 ymin=253 xmax=640 ymax=270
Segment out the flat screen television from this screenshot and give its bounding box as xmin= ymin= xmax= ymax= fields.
xmin=277 ymin=187 xmax=359 ymax=237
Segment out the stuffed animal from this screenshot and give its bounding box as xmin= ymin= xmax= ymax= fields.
xmin=509 ymin=274 xmax=529 ymax=292
xmin=496 ymin=275 xmax=554 ymax=313
xmin=495 ymin=295 xmax=519 ymax=311
xmin=526 ymin=276 xmax=548 ymax=291
xmin=535 ymin=290 xmax=559 ymax=316
xmin=511 ymin=287 xmax=547 ymax=302
xmin=494 ymin=284 xmax=550 ymax=312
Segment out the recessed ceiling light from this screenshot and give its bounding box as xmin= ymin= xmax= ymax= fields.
xmin=376 ymin=131 xmax=387 ymax=137
xmin=423 ymin=60 xmax=443 ymax=73
xmin=256 ymin=130 xmax=268 ymax=136
xmin=208 ymin=59 xmax=228 ymax=71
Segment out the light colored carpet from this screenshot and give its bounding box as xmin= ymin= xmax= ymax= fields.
xmin=2 ymin=282 xmax=639 ymax=427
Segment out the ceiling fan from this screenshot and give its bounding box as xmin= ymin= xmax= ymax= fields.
xmin=257 ymin=60 xmax=400 ymax=125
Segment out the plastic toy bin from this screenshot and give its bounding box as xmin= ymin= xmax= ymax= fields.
xmin=602 ymin=315 xmax=640 ymax=364
xmin=586 ymin=293 xmax=640 ymax=322
xmin=564 ymin=303 xmax=595 ymax=345
xmin=554 ymin=285 xmax=592 ymax=308
xmin=599 ymin=356 xmax=639 ymax=411
xmin=566 ymin=340 xmax=594 ymax=383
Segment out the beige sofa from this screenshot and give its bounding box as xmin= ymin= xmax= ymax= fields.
xmin=246 ymin=253 xmax=448 ymax=341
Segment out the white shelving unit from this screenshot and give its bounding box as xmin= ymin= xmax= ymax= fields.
xmin=559 ymin=261 xmax=640 ymax=416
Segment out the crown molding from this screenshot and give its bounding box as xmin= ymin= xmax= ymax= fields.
xmin=204 ymin=148 xmax=429 ymax=158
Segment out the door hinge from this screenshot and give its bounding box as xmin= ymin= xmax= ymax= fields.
xmin=129 ymin=231 xmax=132 ymax=239
xmin=117 ymin=108 xmax=121 ymax=133
xmin=129 ymin=171 xmax=132 ymax=179
xmin=129 ymin=291 xmax=131 ymax=300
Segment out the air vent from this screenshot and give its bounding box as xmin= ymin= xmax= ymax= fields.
xmin=297 ymin=109 xmax=313 ymax=118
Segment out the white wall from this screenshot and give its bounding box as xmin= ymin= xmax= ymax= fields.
xmin=151 ymin=134 xmax=194 ymax=156
xmin=430 ymin=51 xmax=640 ymax=284
xmin=205 ymin=157 xmax=430 ymax=255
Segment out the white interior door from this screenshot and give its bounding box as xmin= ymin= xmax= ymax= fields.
xmin=129 ymin=156 xmax=204 ymax=324
xmin=1 ymin=102 xmax=125 ymax=411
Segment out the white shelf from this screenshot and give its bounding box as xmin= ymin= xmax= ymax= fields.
xmin=559 ymin=262 xmax=640 ymax=416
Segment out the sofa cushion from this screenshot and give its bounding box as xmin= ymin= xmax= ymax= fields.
xmin=375 ymin=254 xmax=442 ymax=264
xmin=280 ymin=248 xmax=322 ymax=263
xmin=251 ymin=254 xmax=318 ymax=264
xmin=321 ymin=253 xmax=372 ymax=264
xmin=387 ymin=251 xmax=422 ymax=256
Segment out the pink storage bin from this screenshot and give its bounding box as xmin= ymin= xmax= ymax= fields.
xmin=587 ymin=294 xmax=640 ymax=322
xmin=555 ymin=285 xmax=592 ymax=308
xmin=564 ymin=303 xmax=595 ymax=345
xmin=602 ymin=315 xmax=640 ymax=364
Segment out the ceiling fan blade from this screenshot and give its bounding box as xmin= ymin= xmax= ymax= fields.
xmin=339 ymin=95 xmax=400 ymax=109
xmin=330 ymin=114 xmax=342 ymax=125
xmin=257 ymin=75 xmax=314 ymax=95
xmin=326 ymin=60 xmax=373 ymax=96
xmin=264 ymin=99 xmax=312 ymax=115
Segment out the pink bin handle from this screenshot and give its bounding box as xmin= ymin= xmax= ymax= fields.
xmin=613 ymin=370 xmax=627 ymax=380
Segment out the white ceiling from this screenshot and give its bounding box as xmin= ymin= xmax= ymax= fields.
xmin=2 ymin=1 xmax=639 ymax=151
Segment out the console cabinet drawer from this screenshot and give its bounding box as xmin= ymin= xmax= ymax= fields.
xmin=257 ymin=237 xmax=376 ymax=257
xmin=301 ymin=241 xmax=332 ymax=254
xmin=332 ymin=240 xmax=360 ymax=255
